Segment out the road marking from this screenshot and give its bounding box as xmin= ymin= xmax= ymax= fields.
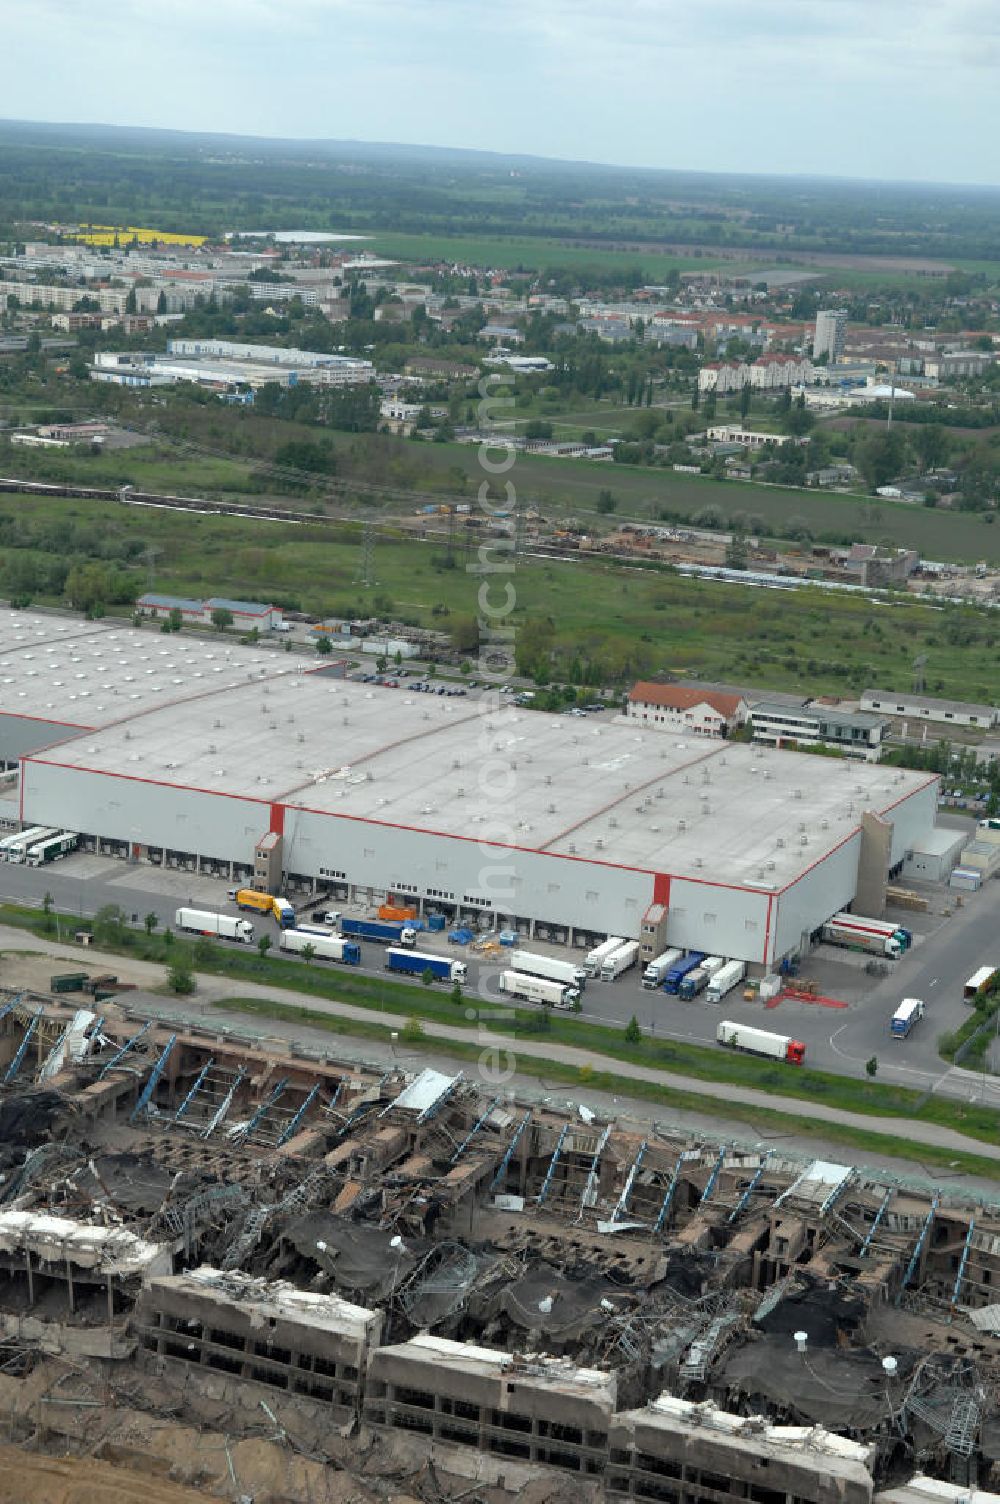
xmin=928 ymin=979 xmax=938 ymax=987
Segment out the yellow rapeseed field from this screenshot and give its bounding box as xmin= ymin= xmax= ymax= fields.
xmin=73 ymin=225 xmax=207 ymax=247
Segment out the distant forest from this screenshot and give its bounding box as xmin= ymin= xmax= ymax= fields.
xmin=2 ymin=119 xmax=1000 ymax=261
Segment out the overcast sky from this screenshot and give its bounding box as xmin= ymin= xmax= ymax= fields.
xmin=4 ymin=0 xmax=999 ymax=185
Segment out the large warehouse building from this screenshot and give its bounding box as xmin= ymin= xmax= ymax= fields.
xmin=0 ymin=611 xmax=938 ymax=967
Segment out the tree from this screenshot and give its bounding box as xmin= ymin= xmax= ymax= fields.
xmin=786 ymin=403 xmax=814 ymax=436
xmin=167 ymin=961 xmax=195 ymax=995
xmin=624 ymin=1014 xmax=642 ymax=1044
xmin=739 ymin=382 xmax=752 ymax=421
xmin=156 ymin=290 xmax=168 ymax=314
xmin=124 ymin=288 xmax=137 ymax=315
xmin=258 ymin=936 xmax=272 ymax=958
xmin=402 ymin=1015 xmax=425 ymax=1042
xmin=93 ymin=903 xmax=128 ymax=947
xmin=300 ymin=942 xmax=316 ymax=964
xmin=856 ymin=428 xmax=907 ymax=491
xmin=597 ymin=489 xmax=618 ymax=515
xmin=421 ymin=966 xmax=435 ymax=986
xmin=211 ymin=607 xmax=233 ymax=633
xmin=168 ymin=607 xmax=183 ymax=633
xmin=315 ymin=635 xmax=332 ymax=656
xmin=450 ymin=980 xmax=463 ymax=1005
xmin=865 ymin=1055 xmax=879 ymax=1079
xmin=725 ymin=530 xmax=749 ymax=570
xmin=144 ymin=911 xmax=159 ymax=936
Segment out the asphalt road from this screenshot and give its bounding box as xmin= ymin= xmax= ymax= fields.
xmin=4 ymin=848 xmax=999 ymax=1104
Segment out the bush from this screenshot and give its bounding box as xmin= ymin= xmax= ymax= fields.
xmin=167 ymin=961 xmax=195 ymax=995
xmin=624 ymin=1014 xmax=642 ymax=1044
xmin=402 ymin=1015 xmax=425 ymax=1043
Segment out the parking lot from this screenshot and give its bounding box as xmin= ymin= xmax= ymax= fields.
xmin=1 ymin=845 xmax=996 ymax=1098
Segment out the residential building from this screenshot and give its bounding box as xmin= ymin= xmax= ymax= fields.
xmin=627 ymin=681 xmax=749 ymax=737
xmin=814 ymin=309 xmax=847 ymax=363
xmin=751 ymin=702 xmax=888 ymax=760
xmin=860 ymin=690 xmax=999 ymax=729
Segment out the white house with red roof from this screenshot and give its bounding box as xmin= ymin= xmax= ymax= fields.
xmin=627 ymin=682 xmax=749 ymax=738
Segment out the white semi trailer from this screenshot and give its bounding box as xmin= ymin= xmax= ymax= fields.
xmin=175 ymin=908 xmax=255 ymax=943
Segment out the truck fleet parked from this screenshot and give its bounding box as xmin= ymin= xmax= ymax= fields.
xmin=641 ymin=950 xmax=682 ymax=989
xmin=585 ymin=936 xmax=627 ymax=978
xmin=511 ymin=949 xmax=587 ymax=990
xmin=600 ymin=940 xmax=640 ymax=982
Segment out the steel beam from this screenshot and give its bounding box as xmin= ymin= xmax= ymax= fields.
xmin=130 ymin=1034 xmax=177 ymax=1121
xmin=489 ymin=1110 xmax=531 ymax=1194
xmin=450 ymin=1096 xmax=500 ymax=1165
xmin=580 ymin=1125 xmax=613 ymax=1214
xmin=728 ymin=1153 xmax=771 ymax=1224
xmin=277 ymin=1083 xmax=320 ymax=1146
xmin=897 ymin=1195 xmax=939 ymax=1301
xmin=240 ymin=1078 xmax=289 ymax=1142
xmin=2 ymin=1008 xmax=42 ymax=1086
xmin=173 ymin=1059 xmax=215 ymax=1123
xmin=654 ymin=1154 xmax=687 ymax=1234
xmin=699 ymin=1146 xmax=727 ymax=1207
xmin=952 ymin=1217 xmax=976 ymax=1310
xmin=613 ymin=1141 xmax=647 ymax=1223
xmin=537 ymin=1124 xmax=570 ymax=1205
xmin=98 ymin=1020 xmax=151 ymax=1079
xmin=860 ymin=1188 xmax=893 ymax=1257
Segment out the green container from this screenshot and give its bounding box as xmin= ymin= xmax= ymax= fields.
xmin=49 ymin=972 xmax=89 ymax=993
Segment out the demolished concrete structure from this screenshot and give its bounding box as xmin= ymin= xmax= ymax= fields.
xmin=0 ymin=988 xmax=998 ymax=1502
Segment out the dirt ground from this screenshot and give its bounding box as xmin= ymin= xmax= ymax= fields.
xmin=0 ymin=1446 xmax=209 ymax=1504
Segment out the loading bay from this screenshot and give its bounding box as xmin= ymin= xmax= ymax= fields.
xmin=0 ymin=841 xmax=996 ymax=1104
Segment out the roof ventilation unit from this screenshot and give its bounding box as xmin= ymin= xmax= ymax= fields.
xmin=678 ymin=819 xmax=687 ymax=832
xmin=776 ymin=836 xmax=785 ymax=848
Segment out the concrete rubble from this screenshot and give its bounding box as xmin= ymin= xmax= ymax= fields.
xmin=0 ymin=988 xmax=997 ymax=1502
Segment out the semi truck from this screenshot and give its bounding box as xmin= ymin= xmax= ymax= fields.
xmin=499 ymin=970 xmax=578 ymax=1009
xmin=385 ymin=947 xmax=467 ymax=984
xmin=342 ymin=917 xmax=419 ymax=946
xmin=511 ymin=949 xmax=587 ymax=990
xmin=700 ymin=956 xmax=726 ymax=978
xmin=663 ymin=952 xmax=707 ymax=995
xmin=26 ymin=830 xmax=77 ymax=866
xmin=716 ymin=1021 xmax=805 ymax=1065
xmin=821 ymin=914 xmax=905 ymax=959
xmin=706 ymin=960 xmax=747 ymax=1004
xmin=600 ymin=940 xmax=641 ymax=982
xmin=3 ymin=827 xmax=56 ymax=863
xmin=678 ymin=966 xmax=710 ymax=1001
xmin=585 ymin=936 xmax=626 ymax=978
xmin=280 ymin=929 xmax=361 ymax=965
xmin=175 ymin=908 xmax=255 ymax=944
xmin=233 ymin=890 xmax=297 ymax=928
xmin=641 ymin=949 xmax=682 ymax=990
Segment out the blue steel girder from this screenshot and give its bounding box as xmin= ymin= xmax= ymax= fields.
xmin=580 ymin=1125 xmax=613 ymax=1214
xmin=241 ymin=1078 xmax=289 ymax=1141
xmin=728 ymin=1154 xmax=771 ymax=1224
xmin=489 ymin=1110 xmax=531 ymax=1194
xmin=130 ymin=1034 xmax=177 ymax=1121
xmin=699 ymin=1146 xmax=728 ymax=1208
xmin=173 ymin=1059 xmax=215 ymax=1123
xmin=654 ymin=1154 xmax=689 ymax=1234
xmin=98 ymin=1021 xmax=152 ymax=1079
xmin=0 ymin=994 xmax=25 ymax=1030
xmin=952 ymin=1217 xmax=977 ymax=1309
xmin=897 ymin=1194 xmax=940 ymax=1300
xmin=277 ymin=1083 xmax=320 ymax=1146
xmin=537 ymin=1124 xmax=570 ymax=1206
xmin=418 ymin=1072 xmax=464 ymax=1124
xmin=613 ymin=1141 xmax=647 ymax=1223
xmin=820 ymin=1171 xmax=855 ymax=1217
xmin=200 ymin=1067 xmax=247 ymax=1138
xmin=450 ymin=1096 xmax=500 ymax=1165
xmin=2 ymin=1007 xmax=43 ymax=1086
xmin=860 ymin=1188 xmax=893 ymax=1257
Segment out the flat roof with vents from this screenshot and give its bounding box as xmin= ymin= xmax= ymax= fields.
xmin=22 ymin=653 xmax=936 ymax=890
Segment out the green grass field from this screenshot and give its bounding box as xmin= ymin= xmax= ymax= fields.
xmin=4 ymin=487 xmax=999 ymax=700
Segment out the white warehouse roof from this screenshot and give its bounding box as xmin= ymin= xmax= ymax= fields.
xmin=18 ymin=643 xmax=935 ymax=891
